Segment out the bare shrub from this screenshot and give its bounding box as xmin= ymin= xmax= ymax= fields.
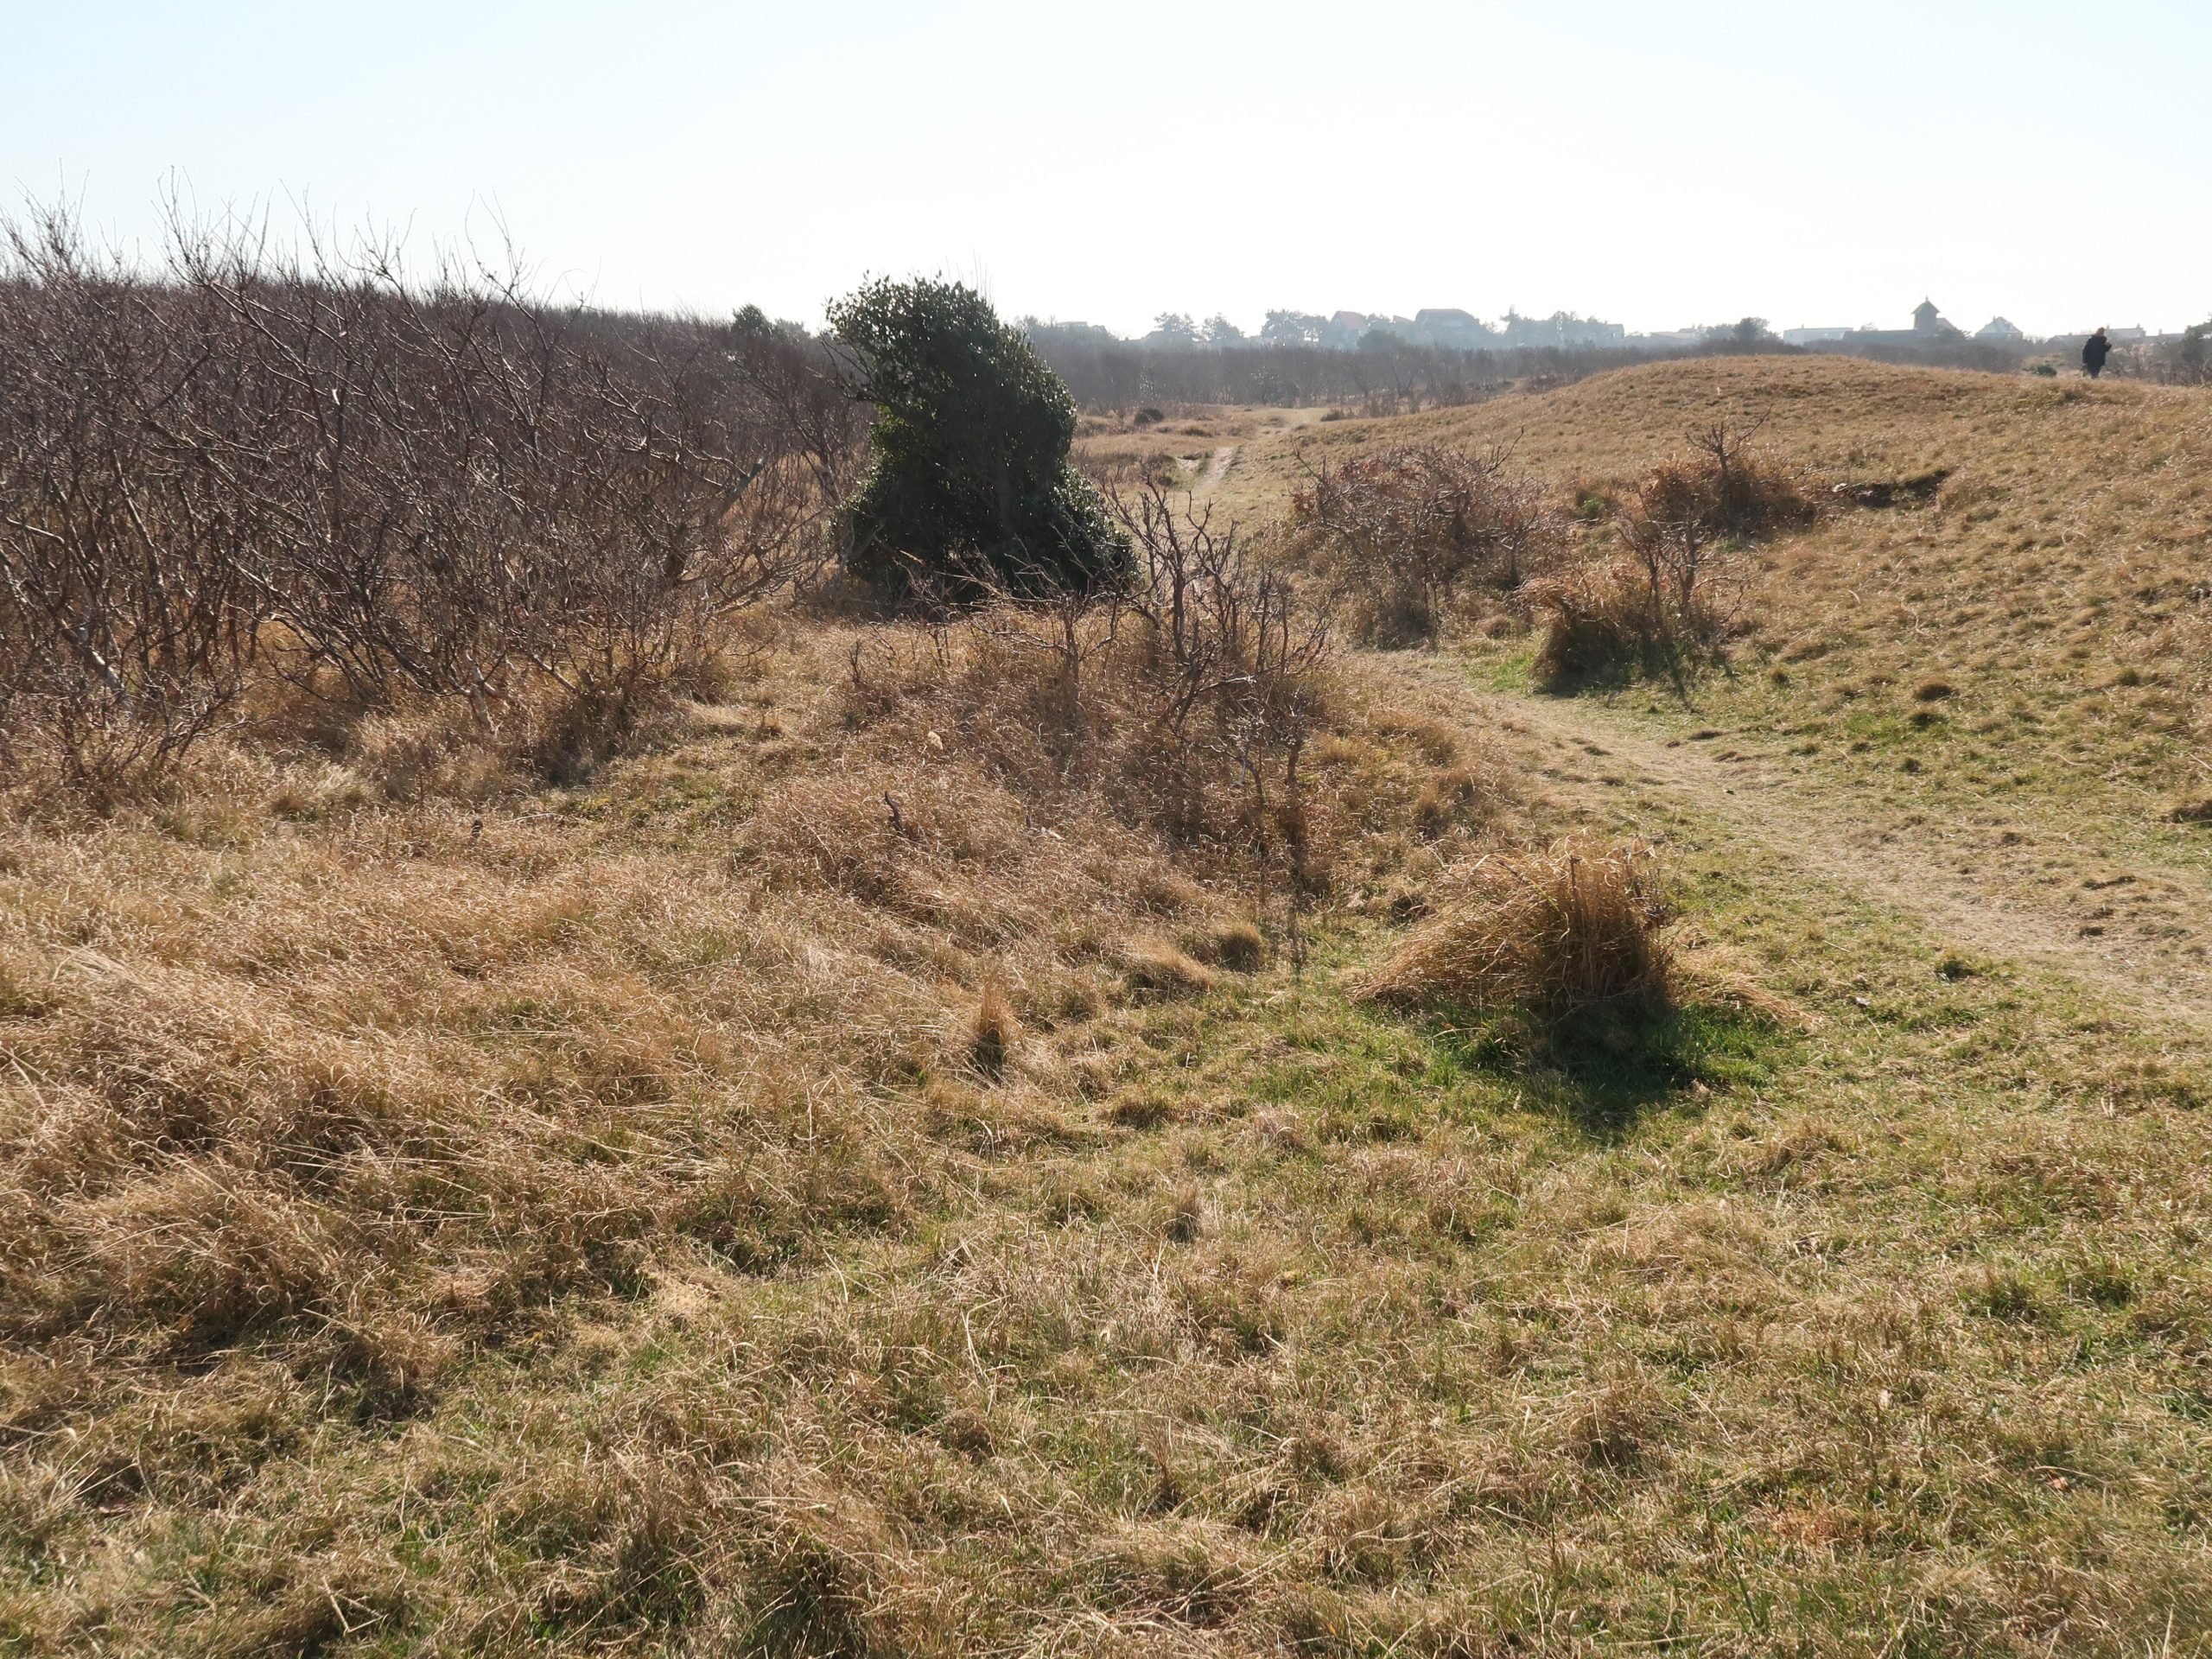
xmin=1289 ymin=443 xmax=1558 ymax=645
xmin=882 ymin=486 xmax=1333 ymax=898
xmin=1614 ymin=422 xmax=1812 ymax=618
xmin=0 ymin=202 xmax=857 ymax=796
xmin=1360 ymin=837 xmax=1672 ymax=1031
xmin=1533 ymin=423 xmax=1810 ymax=690
xmin=0 ymin=211 xmax=266 ymax=792
xmin=1110 ymin=485 xmax=1332 ymax=872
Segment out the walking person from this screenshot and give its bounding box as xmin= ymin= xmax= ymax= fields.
xmin=2082 ymin=327 xmax=2112 ymax=379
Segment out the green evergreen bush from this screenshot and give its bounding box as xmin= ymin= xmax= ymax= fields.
xmin=829 ymin=277 xmax=1126 ymax=602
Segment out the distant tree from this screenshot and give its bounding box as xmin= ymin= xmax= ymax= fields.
xmin=829 ymin=276 xmax=1126 ymax=601
xmin=1261 ymin=309 xmax=1325 ymax=346
xmin=1147 ymin=311 xmax=1199 ymax=347
xmin=2177 ymin=321 xmax=2210 ymax=383
xmin=1020 ymin=316 xmax=1122 ymax=350
xmin=1357 ymin=326 xmax=1402 ymax=353
xmin=1202 ymin=314 xmax=1248 ymax=346
xmin=732 ymin=302 xmax=806 ymax=340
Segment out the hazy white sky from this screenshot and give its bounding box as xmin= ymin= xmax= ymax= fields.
xmin=7 ymin=1 xmax=2208 ymax=337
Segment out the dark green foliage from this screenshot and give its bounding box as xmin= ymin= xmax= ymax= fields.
xmin=829 ymin=277 xmax=1127 ymax=602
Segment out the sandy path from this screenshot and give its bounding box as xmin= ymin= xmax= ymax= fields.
xmin=1188 ymin=444 xmax=1238 ymax=507
xmin=1393 ymin=658 xmax=2212 ymax=1029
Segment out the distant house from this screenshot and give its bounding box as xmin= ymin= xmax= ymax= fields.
xmin=1317 ymin=310 xmax=1374 ymax=348
xmin=1783 ymin=326 xmax=1850 ymax=346
xmin=1975 ymin=316 xmax=2024 ymax=340
xmin=1842 ymin=300 xmax=1965 ymax=348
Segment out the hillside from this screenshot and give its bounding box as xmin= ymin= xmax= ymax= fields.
xmin=8 ymin=357 xmax=2212 ymax=1656
xmin=1236 ymin=357 xmax=2212 ymax=1005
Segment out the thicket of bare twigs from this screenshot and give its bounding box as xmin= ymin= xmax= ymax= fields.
xmin=1533 ymin=423 xmax=1813 ymax=687
xmin=848 ymin=482 xmax=1336 ymax=929
xmin=0 ymin=208 xmax=859 ymax=796
xmin=1287 ymin=442 xmax=1559 ymax=645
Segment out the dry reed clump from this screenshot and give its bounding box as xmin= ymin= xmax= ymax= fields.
xmin=968 ymin=987 xmax=1014 ymax=1077
xmin=1527 ymin=561 xmax=1688 ymax=690
xmin=1201 ymin=918 xmax=1266 ymax=971
xmin=1121 ymin=938 xmax=1219 ymax=999
xmin=1360 ymin=838 xmax=1673 ymax=1032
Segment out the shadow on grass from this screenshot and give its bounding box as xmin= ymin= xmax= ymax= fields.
xmin=1531 ymin=637 xmax=1713 ymax=703
xmin=1426 ymin=998 xmax=1784 ymax=1140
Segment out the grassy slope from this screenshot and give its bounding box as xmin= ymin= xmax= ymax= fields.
xmin=1240 ymin=356 xmax=2212 ymax=812
xmin=8 ymin=359 xmax=2212 ymax=1656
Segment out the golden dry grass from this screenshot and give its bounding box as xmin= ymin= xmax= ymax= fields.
xmin=1361 ymin=837 xmax=1673 ymax=1031
xmin=11 ymin=357 xmax=2212 ymax=1656
xmin=0 ymin=594 xmax=1509 ymax=1655
xmin=1235 ymin=356 xmax=2212 ymax=798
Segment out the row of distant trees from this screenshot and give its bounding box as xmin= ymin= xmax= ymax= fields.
xmin=1018 ymin=315 xmax=1794 ymax=412
xmin=1014 ymin=310 xmax=2212 ymax=405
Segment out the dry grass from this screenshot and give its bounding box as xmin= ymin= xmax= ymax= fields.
xmin=1225 ymin=356 xmax=2212 ymax=980
xmin=13 ymin=357 xmax=2212 ymax=1655
xmin=1361 ymin=836 xmax=1673 ymax=1031
xmin=1237 ymin=357 xmax=2212 ymax=780
xmin=0 ymin=586 xmax=1496 ymax=1654
xmin=1527 ymin=559 xmax=1683 ymax=690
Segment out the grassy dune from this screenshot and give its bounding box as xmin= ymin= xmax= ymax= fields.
xmin=1247 ymin=356 xmax=2212 ymax=816
xmin=7 ymin=358 xmax=2212 ymax=1656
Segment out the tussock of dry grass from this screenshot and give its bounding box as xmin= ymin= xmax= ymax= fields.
xmin=1361 ymin=837 xmax=1673 ymax=1028
xmin=968 ymin=985 xmax=1014 ymax=1076
xmin=1527 ymin=560 xmax=1687 ymax=689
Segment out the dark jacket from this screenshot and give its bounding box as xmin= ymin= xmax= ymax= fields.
xmin=2083 ymin=334 xmax=2112 ymax=372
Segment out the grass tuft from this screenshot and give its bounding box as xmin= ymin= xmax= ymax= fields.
xmin=1206 ymin=918 xmax=1266 ymax=972
xmin=968 ymin=986 xmax=1013 ymax=1077
xmin=1361 ymin=837 xmax=1673 ymax=1033
xmin=1122 ymin=938 xmax=1218 ymax=999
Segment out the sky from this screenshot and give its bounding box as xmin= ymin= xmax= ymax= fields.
xmin=5 ymin=0 xmax=2209 ymax=339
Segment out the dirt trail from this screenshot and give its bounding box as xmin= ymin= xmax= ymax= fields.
xmin=1188 ymin=409 xmax=1327 ymax=512
xmin=1189 ymin=444 xmax=1237 ymax=506
xmin=1395 ymin=658 xmax=2212 ymax=1030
